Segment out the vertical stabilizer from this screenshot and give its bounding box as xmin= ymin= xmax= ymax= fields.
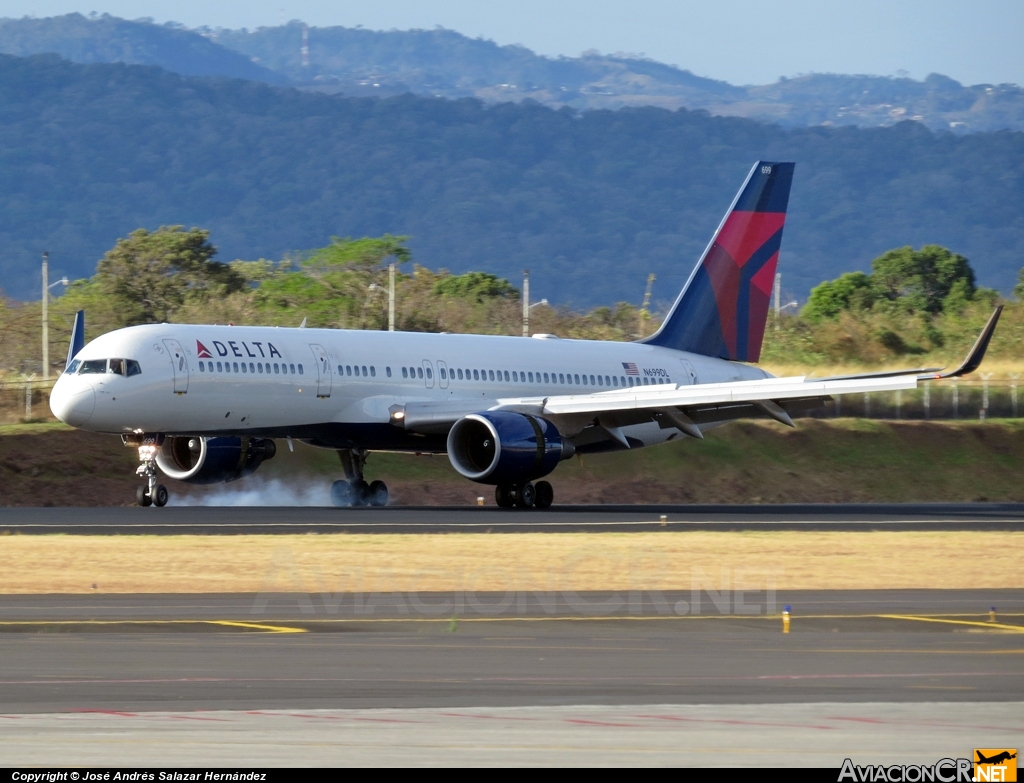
xmin=66 ymin=310 xmax=85 ymax=369
xmin=642 ymin=161 xmax=795 ymax=362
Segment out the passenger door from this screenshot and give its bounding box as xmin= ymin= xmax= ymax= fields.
xmin=437 ymin=360 xmax=450 ymax=389
xmin=422 ymin=360 xmax=435 ymax=389
xmin=163 ymin=338 xmax=189 ymax=393
xmin=309 ymin=344 xmax=332 ymax=398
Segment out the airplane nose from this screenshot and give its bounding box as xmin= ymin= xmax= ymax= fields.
xmin=49 ymin=379 xmax=95 ymax=427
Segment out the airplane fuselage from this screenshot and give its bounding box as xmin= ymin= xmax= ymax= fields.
xmin=50 ymin=323 xmax=771 ymax=453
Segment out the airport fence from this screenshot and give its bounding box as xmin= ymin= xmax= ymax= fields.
xmin=0 ymin=376 xmax=1021 ymax=426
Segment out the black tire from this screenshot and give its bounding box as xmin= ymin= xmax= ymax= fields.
xmin=352 ymin=480 xmax=370 ymax=506
xmin=495 ymin=484 xmax=515 ymax=509
xmin=330 ymin=479 xmax=354 ymax=507
xmin=153 ymin=485 xmax=169 ymax=507
xmin=515 ymin=482 xmax=536 ymax=509
xmin=368 ymin=480 xmax=388 ymax=507
xmin=534 ymin=480 xmax=554 ymax=510
xmin=136 ymin=485 xmax=152 ymax=507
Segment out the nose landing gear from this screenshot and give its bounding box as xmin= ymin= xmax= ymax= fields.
xmin=131 ymin=436 xmax=168 ymax=507
xmin=331 ymin=448 xmax=388 ymax=507
xmin=494 ymin=480 xmax=554 ymax=510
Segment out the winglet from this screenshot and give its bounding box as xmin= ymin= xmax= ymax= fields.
xmin=921 ymin=306 xmax=1002 ymax=380
xmin=65 ymin=310 xmax=85 ymax=369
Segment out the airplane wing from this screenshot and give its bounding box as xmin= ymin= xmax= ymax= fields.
xmin=396 ymin=307 xmax=1001 ymax=440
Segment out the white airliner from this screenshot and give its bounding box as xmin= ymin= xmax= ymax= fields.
xmin=49 ymin=162 xmax=1001 ymax=508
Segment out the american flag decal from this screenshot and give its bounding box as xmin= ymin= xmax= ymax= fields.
xmin=622 ymin=362 xmax=639 ymax=376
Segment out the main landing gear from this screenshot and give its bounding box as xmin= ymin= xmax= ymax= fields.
xmin=331 ymin=448 xmax=388 ymax=507
xmin=133 ymin=438 xmax=168 ymax=507
xmin=495 ymin=480 xmax=554 ymax=510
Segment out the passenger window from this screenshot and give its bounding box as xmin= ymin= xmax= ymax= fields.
xmin=597 ymin=375 xmax=603 ymax=386
xmin=590 ymin=375 xmax=596 ymax=385
xmin=362 ymin=366 xmax=368 ymax=376
xmin=440 ymin=368 xmax=446 ymax=380
xmin=371 ymin=367 xmax=376 ymax=377
xmin=542 ymin=373 xmax=547 ymax=383
xmin=402 ymin=367 xmax=408 ymax=378
xmin=417 ymin=367 xmax=423 ymax=379
xmin=230 ymin=362 xmax=237 ymax=372
xmin=241 ymin=363 xmax=248 ymax=374
xmin=457 ymin=369 xmax=463 ymax=380
xmin=199 ymin=362 xmax=205 ymax=373
xmin=512 ymin=371 xmax=518 ymax=382
xmin=386 ymin=367 xmax=392 ymax=377
xmin=473 ymin=369 xmax=479 ymax=380
xmin=621 ymin=376 xmax=626 ymax=386
xmin=298 ymin=364 xmax=303 ymax=375
xmin=486 ymin=370 xmax=492 ymax=381
xmin=426 ymin=367 xmax=432 ymax=379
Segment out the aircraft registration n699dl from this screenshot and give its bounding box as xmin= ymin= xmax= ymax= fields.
xmin=49 ymin=162 xmax=1002 ymax=508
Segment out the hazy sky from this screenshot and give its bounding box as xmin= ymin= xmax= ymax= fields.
xmin=3 ymin=0 xmax=1022 ymax=87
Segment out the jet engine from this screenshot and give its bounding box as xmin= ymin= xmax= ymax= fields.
xmin=155 ymin=436 xmax=276 ymax=485
xmin=446 ymin=411 xmax=572 ymax=485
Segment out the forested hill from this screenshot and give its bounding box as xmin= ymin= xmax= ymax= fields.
xmin=1 ymin=52 xmax=1023 ymax=307
xmin=4 ymin=14 xmax=1024 ymax=133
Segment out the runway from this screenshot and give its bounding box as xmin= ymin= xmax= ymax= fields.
xmin=2 ymin=590 xmax=1021 ymax=765
xmin=2 ymin=591 xmax=1022 ymax=713
xmin=3 ymin=502 xmax=1024 ymax=533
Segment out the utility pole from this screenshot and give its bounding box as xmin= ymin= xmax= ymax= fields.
xmin=42 ymin=252 xmax=49 ymax=381
xmin=639 ymin=273 xmax=655 ymax=337
xmin=388 ymin=263 xmax=395 ymax=332
xmin=522 ymin=270 xmax=530 ymax=337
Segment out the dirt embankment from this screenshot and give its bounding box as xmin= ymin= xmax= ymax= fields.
xmin=2 ymin=419 xmax=1024 ymax=506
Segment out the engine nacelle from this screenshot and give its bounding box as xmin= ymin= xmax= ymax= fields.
xmin=447 ymin=411 xmax=571 ymax=485
xmin=156 ymin=436 xmax=276 ymax=485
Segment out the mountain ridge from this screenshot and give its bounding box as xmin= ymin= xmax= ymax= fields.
xmin=0 ymin=52 xmax=1022 ymax=307
xmin=2 ymin=14 xmax=1023 ymax=133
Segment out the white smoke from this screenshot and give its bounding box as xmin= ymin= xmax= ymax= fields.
xmin=170 ymin=478 xmax=331 ymax=507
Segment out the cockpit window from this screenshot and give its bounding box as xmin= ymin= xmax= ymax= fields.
xmin=79 ymin=359 xmax=107 ymax=374
xmin=76 ymin=358 xmax=141 ymax=376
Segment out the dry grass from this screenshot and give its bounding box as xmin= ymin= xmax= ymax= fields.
xmin=0 ymin=531 xmax=1020 ymax=594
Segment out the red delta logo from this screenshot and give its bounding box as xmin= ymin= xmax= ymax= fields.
xmin=196 ymin=341 xmax=213 ymax=358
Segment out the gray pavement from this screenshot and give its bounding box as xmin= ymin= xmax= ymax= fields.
xmin=1 ymin=591 xmax=1022 ymax=714
xmin=3 ymin=502 xmax=1024 ymax=533
xmin=2 ymin=702 xmax=1020 ymax=767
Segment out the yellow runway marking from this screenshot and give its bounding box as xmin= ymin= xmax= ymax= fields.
xmin=879 ymin=614 xmax=1024 ymax=633
xmin=0 ymin=620 xmax=305 ymax=634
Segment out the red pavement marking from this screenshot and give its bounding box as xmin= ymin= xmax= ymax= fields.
xmin=634 ymin=714 xmax=835 ymax=731
xmin=437 ymin=712 xmax=540 ymax=722
xmin=564 ymin=719 xmax=639 ymax=728
xmin=73 ymin=709 xmax=138 ymax=717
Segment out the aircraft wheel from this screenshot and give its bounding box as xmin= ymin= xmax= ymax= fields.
xmin=352 ymin=480 xmax=370 ymax=506
xmin=368 ymin=480 xmax=388 ymax=507
xmin=534 ymin=480 xmax=554 ymax=510
xmin=515 ymin=482 xmax=536 ymax=509
xmin=330 ymin=479 xmax=354 ymax=507
xmin=136 ymin=485 xmax=152 ymax=507
xmin=153 ymin=485 xmax=169 ymax=507
xmin=495 ymin=484 xmax=515 ymax=509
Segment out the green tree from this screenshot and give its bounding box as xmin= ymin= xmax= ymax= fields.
xmin=803 ymin=271 xmax=873 ymax=320
xmin=870 ymin=245 xmax=975 ymax=314
xmin=432 ymin=271 xmax=519 ymax=302
xmin=1015 ymin=268 xmax=1024 ymax=301
xmin=254 ymin=235 xmax=411 ymax=327
xmin=93 ymin=226 xmax=244 ymax=325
